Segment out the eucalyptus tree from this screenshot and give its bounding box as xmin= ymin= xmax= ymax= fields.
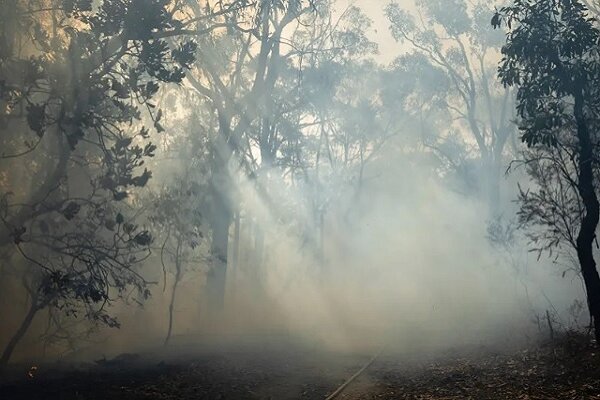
xmin=178 ymin=0 xmax=391 ymax=308
xmin=0 ymin=0 xmax=209 ymax=365
xmin=261 ymin=4 xmax=387 ymax=264
xmin=386 ymin=0 xmax=516 ymax=211
xmin=180 ymin=0 xmax=322 ymax=310
xmin=494 ymin=0 xmax=600 ymax=340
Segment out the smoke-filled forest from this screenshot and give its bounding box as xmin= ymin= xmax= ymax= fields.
xmin=2 ymin=0 xmax=600 ymax=398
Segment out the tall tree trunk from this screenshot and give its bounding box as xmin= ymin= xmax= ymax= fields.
xmin=574 ymin=88 xmax=600 ymax=341
xmin=206 ymin=160 xmax=232 ymax=312
xmin=207 ymin=199 xmax=231 ymax=312
xmin=206 ymin=115 xmax=233 ymax=313
xmin=164 ymin=242 xmax=182 ymax=346
xmin=0 ymin=300 xmax=40 ymax=366
xmin=164 ymin=276 xmax=180 ymax=346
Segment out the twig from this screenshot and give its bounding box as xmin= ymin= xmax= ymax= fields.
xmin=324 ymin=347 xmax=384 ymax=400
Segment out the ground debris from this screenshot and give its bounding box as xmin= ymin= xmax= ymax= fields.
xmin=2 ymin=333 xmax=599 ymax=399
xmin=363 ymin=332 xmax=600 ymax=400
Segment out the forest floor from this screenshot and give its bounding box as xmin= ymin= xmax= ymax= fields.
xmin=1 ymin=332 xmax=599 ymax=399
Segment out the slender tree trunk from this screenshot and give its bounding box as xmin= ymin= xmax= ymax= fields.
xmin=164 ymin=244 xmax=182 ymax=346
xmin=0 ymin=300 xmax=40 ymax=366
xmin=164 ymin=279 xmax=179 ymax=346
xmin=207 ymin=198 xmax=231 ymax=311
xmin=573 ymin=88 xmax=600 ymax=342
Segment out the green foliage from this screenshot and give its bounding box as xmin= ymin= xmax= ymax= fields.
xmin=0 ymin=0 xmax=197 ymax=340
xmin=496 ymin=0 xmax=600 ymax=148
xmin=495 ymin=0 xmax=600 ymax=256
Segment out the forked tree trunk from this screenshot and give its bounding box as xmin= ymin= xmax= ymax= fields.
xmin=574 ymin=88 xmax=600 ymax=342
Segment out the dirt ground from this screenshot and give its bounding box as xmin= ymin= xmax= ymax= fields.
xmin=350 ymin=332 xmax=600 ymax=399
xmin=0 ymin=339 xmax=372 ymax=400
xmin=1 ymin=332 xmax=599 ymax=399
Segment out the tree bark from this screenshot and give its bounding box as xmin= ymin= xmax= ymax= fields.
xmin=573 ymin=88 xmax=600 ymax=342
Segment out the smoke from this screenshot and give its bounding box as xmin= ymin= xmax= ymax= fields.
xmin=1 ymin=91 xmax=587 ymax=366
xmin=149 ymin=137 xmax=586 ymax=356
xmin=0 ymin=0 xmax=590 ymax=366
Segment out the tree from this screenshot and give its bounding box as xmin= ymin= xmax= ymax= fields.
xmin=182 ymin=0 xmax=378 ymax=310
xmin=177 ymin=1 xmax=386 ymax=311
xmin=149 ymin=176 xmax=205 ymax=346
xmin=0 ymin=0 xmax=198 ymax=365
xmin=386 ymin=0 xmax=516 ymax=211
xmin=494 ymin=0 xmax=600 ymax=340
